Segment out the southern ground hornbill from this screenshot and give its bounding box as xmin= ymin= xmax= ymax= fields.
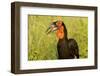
xmin=46 ymin=20 xmax=79 ymax=59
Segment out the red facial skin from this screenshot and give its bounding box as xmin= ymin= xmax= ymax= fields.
xmin=56 ymin=21 xmax=64 ymax=39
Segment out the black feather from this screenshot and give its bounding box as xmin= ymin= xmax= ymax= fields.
xmin=56 ymin=21 xmax=79 ymax=59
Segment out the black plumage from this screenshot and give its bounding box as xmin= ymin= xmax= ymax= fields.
xmin=46 ymin=21 xmax=79 ymax=59
xmin=57 ymin=21 xmax=79 ymax=59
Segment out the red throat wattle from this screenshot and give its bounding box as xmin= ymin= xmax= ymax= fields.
xmin=56 ymin=21 xmax=64 ymax=39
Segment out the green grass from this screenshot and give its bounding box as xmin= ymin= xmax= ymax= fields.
xmin=28 ymin=15 xmax=88 ymax=60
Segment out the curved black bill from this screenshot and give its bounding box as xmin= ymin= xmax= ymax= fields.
xmin=46 ymin=26 xmax=58 ymax=34
xmin=46 ymin=22 xmax=58 ymax=34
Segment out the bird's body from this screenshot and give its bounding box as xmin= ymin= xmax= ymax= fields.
xmin=57 ymin=38 xmax=79 ymax=59
xmin=56 ymin=21 xmax=79 ymax=59
xmin=46 ymin=20 xmax=79 ymax=59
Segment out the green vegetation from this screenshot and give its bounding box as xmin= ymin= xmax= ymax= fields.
xmin=28 ymin=15 xmax=88 ymax=60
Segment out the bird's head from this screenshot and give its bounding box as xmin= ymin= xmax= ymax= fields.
xmin=46 ymin=20 xmax=65 ymax=39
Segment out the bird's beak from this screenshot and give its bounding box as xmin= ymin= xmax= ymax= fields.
xmin=46 ymin=24 xmax=58 ymax=34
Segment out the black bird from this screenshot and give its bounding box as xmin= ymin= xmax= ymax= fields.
xmin=46 ymin=20 xmax=79 ymax=59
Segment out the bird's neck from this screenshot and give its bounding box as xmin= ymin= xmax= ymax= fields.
xmin=56 ymin=25 xmax=68 ymax=41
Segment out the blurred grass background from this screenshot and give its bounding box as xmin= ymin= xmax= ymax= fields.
xmin=28 ymin=15 xmax=88 ymax=60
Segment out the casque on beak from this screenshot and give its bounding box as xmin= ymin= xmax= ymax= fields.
xmin=46 ymin=22 xmax=58 ymax=34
